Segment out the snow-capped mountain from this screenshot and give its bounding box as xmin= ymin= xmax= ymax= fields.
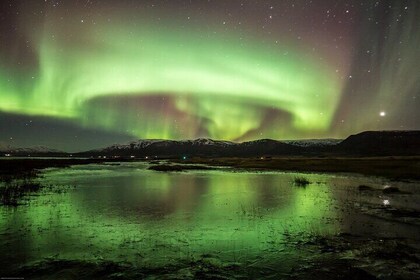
xmin=181 ymin=138 xmax=236 ymax=146
xmin=103 ymin=140 xmax=167 ymax=151
xmin=283 ymin=139 xmax=342 ymax=147
xmin=98 ymin=138 xmax=236 ymax=152
xmin=0 ymin=145 xmax=64 ymax=155
xmin=82 ymin=137 xmax=302 ymax=157
xmin=0 ymin=144 xmax=13 ymax=152
xmin=79 ymin=131 xmax=420 ymax=157
xmin=12 ymin=146 xmax=62 ymax=153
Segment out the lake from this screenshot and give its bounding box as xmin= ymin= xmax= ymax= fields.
xmin=1 ymin=162 xmax=419 ymax=278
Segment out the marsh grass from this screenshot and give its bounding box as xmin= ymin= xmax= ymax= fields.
xmin=0 ymin=181 xmax=43 ymax=206
xmin=238 ymin=203 xmax=263 ymax=219
xmin=148 ymin=164 xmax=212 ymax=172
xmin=293 ymin=176 xmax=310 ymax=187
xmin=0 ymin=158 xmax=106 ymax=206
xmin=0 ymin=167 xmax=43 ymax=206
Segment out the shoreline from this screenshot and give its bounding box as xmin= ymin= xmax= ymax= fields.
xmin=169 ymin=156 xmax=420 ymax=180
xmin=0 ymin=156 xmax=419 ymax=181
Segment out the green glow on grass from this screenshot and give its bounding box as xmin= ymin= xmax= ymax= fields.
xmin=0 ymin=167 xmax=338 ymax=267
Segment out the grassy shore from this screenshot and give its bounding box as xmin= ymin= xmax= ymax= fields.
xmin=171 ymin=156 xmax=420 ymax=180
xmin=0 ymin=158 xmax=109 ymax=180
xmin=0 ymin=158 xmax=109 ymax=206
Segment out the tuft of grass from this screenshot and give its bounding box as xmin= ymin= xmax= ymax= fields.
xmin=148 ymin=164 xmax=184 ymax=172
xmin=293 ymin=176 xmax=310 ymax=187
xmin=148 ymin=164 xmax=212 ymax=172
xmin=0 ymin=182 xmax=42 ymax=206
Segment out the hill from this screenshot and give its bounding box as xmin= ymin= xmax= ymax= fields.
xmin=76 ymin=131 xmax=420 ymax=158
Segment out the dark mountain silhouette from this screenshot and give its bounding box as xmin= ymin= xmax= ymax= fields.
xmin=78 ymin=138 xmax=303 ymax=158
xmin=74 ymin=130 xmax=420 ymax=158
xmin=333 ymin=130 xmax=420 ymax=156
xmin=1 ymin=131 xmax=418 ymax=158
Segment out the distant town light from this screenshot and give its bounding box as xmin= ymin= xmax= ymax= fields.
xmin=383 ymin=199 xmax=390 ymax=206
xmin=379 ymin=111 xmax=386 ymax=117
xmin=182 ymin=156 xmax=187 ymax=160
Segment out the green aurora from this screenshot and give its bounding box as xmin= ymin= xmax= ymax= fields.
xmin=1 ymin=6 xmax=341 ymax=141
xmin=0 ymin=1 xmax=419 ymax=148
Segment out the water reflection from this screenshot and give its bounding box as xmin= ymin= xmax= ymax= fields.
xmin=0 ymin=163 xmax=418 ymax=273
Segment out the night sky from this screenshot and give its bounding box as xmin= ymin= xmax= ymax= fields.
xmin=0 ymin=0 xmax=419 ymax=151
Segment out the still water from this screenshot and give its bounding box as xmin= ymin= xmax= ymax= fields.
xmin=0 ymin=162 xmax=419 ymax=277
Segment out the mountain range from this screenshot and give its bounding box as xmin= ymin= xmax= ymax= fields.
xmin=77 ymin=130 xmax=420 ymax=158
xmin=0 ymin=145 xmax=65 ymax=157
xmin=1 ymin=131 xmax=419 ymax=157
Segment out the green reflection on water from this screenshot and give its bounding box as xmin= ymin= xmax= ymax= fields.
xmin=0 ymin=164 xmax=339 ymax=270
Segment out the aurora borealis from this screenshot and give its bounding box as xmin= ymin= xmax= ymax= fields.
xmin=1 ymin=0 xmax=419 ymax=151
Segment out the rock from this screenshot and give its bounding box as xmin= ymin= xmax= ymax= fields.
xmin=382 ymin=186 xmax=401 ymax=194
xmin=358 ymin=185 xmax=374 ymax=191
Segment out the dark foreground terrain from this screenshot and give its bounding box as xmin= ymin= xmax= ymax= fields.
xmin=0 ymin=157 xmax=419 ymax=279
xmin=8 ymin=234 xmax=420 ymax=280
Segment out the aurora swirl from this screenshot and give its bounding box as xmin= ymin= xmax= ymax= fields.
xmin=0 ymin=0 xmax=419 ymax=150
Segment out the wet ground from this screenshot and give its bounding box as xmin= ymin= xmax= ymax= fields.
xmin=0 ymin=162 xmax=419 ymax=279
